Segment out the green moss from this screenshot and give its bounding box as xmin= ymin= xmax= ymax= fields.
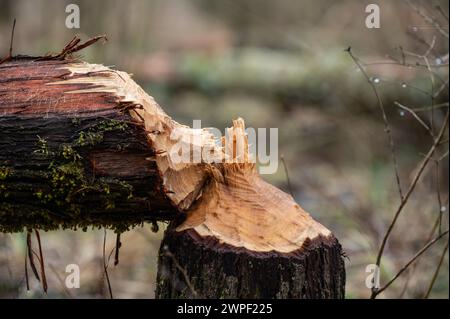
xmin=33 ymin=135 xmax=54 ymax=157
xmin=0 ymin=167 xmax=12 ymax=199
xmin=0 ymin=118 xmax=146 ymax=233
xmin=0 ymin=203 xmax=57 ymax=233
xmin=0 ymin=166 xmax=12 ymax=180
xmin=34 ymin=161 xmax=135 ymax=217
xmin=0 ymin=202 xmax=148 ymax=233
xmin=75 ymin=131 xmax=103 ymax=147
xmin=0 ymin=184 xmax=10 ymax=199
xmin=75 ymin=119 xmax=128 ymax=147
xmin=61 ymin=144 xmax=82 ymax=161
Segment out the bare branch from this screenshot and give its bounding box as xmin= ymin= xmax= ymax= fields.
xmin=8 ymin=18 xmax=16 ymax=57
xmin=435 ymin=5 xmax=449 ymax=22
xmin=38 ymin=34 xmax=108 ymax=61
xmin=24 ymin=247 xmax=30 ymax=291
xmin=438 ymin=150 xmax=449 ymax=162
xmin=102 ymin=229 xmax=114 ymax=299
xmin=413 ymin=102 xmax=449 ymax=112
xmin=423 ymin=238 xmax=449 ymax=298
xmin=405 ymin=0 xmax=449 ymax=39
xmin=114 ymin=233 xmax=121 ymax=266
xmin=434 ymin=79 xmax=449 ymax=99
xmin=435 ymin=160 xmax=445 ymax=234
xmin=372 ymin=110 xmax=449 ymax=298
xmin=26 ymin=231 xmax=40 ymax=282
xmin=0 ymin=19 xmax=16 ymax=65
xmin=48 ymin=264 xmax=75 ymax=298
xmin=346 ymin=47 xmax=404 ymax=199
xmin=373 ymin=230 xmax=449 ymax=298
xmin=365 ymin=61 xmax=449 ymax=68
xmin=34 ymin=230 xmax=48 ymax=293
xmin=280 ymin=154 xmax=294 ymax=198
xmin=394 ymin=101 xmax=432 ymax=136
xmin=399 ymin=214 xmax=441 ymax=297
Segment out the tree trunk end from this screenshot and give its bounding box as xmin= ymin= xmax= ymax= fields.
xmin=156 ymin=226 xmax=345 ymax=299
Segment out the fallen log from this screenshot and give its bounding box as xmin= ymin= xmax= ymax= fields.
xmin=0 ymin=58 xmax=178 ymax=232
xmin=0 ymin=41 xmax=345 ymax=298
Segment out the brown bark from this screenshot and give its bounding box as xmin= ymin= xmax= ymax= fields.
xmin=0 ymin=58 xmax=177 ymax=232
xmin=156 ymin=226 xmax=345 ymax=299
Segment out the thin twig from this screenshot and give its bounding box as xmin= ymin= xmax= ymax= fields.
xmin=434 ymin=79 xmax=449 ymax=99
xmin=373 ymin=230 xmax=449 ymax=298
xmin=399 ymin=46 xmax=406 ymax=65
xmin=435 ymin=161 xmax=443 ymax=234
xmin=424 ymin=57 xmax=435 ymax=135
xmin=435 ymin=5 xmax=449 ymax=22
xmin=346 ymin=47 xmax=404 ymax=200
xmin=403 ymin=35 xmax=438 ymax=135
xmin=364 ymin=60 xmax=448 ymax=69
xmin=8 ymin=18 xmax=16 ymax=57
xmin=412 ymin=102 xmax=449 ymax=112
xmin=35 ymin=230 xmax=48 ymax=293
xmin=26 ymin=231 xmax=40 ymax=282
xmin=0 ymin=19 xmax=16 ymax=65
xmin=24 ymin=247 xmax=30 ymax=291
xmin=423 ymin=238 xmax=449 ymax=298
xmin=403 ymin=36 xmax=436 ymax=58
xmin=399 ymin=214 xmax=441 ymax=298
xmin=406 ymin=29 xmax=439 ymax=57
xmin=362 ymin=57 xmax=448 ymax=88
xmin=114 ymin=233 xmax=121 ymax=266
xmin=38 ymin=35 xmax=108 ymax=61
xmin=48 ymin=264 xmax=75 ymax=298
xmin=372 ymin=111 xmax=449 ymax=296
xmin=103 ymin=229 xmax=114 ymax=299
xmin=394 ymin=101 xmax=433 ymax=136
xmin=438 ymin=150 xmax=449 ymax=161
xmin=405 ymin=0 xmax=449 ymax=39
xmin=280 ymin=154 xmax=294 ymax=198
xmin=162 ymin=246 xmax=198 ymax=298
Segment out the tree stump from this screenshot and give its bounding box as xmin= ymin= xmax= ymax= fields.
xmin=157 ymin=227 xmax=345 ymax=298
xmin=156 ymin=120 xmax=345 ymax=299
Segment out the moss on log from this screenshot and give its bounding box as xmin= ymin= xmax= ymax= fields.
xmin=0 ymin=58 xmax=177 ymax=232
xmin=0 ymin=42 xmax=345 ymax=298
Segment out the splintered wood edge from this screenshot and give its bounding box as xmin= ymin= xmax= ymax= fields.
xmin=49 ymin=61 xmax=333 ymax=254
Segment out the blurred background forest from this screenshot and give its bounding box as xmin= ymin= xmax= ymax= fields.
xmin=0 ymin=0 xmax=448 ymax=298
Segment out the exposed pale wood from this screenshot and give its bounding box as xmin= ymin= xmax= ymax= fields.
xmin=156 ymin=119 xmax=345 ymax=299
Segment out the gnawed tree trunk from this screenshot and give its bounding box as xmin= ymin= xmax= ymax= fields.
xmin=0 ymin=58 xmax=178 ymax=232
xmin=0 ymin=43 xmax=345 ymax=298
xmin=155 ymin=120 xmax=345 ymax=298
xmin=156 ymin=228 xmax=345 ymax=298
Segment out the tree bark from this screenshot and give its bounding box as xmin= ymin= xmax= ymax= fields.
xmin=156 ymin=225 xmax=345 ymax=299
xmin=1 ymin=48 xmax=345 ymax=298
xmin=0 ymin=58 xmax=178 ymax=232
